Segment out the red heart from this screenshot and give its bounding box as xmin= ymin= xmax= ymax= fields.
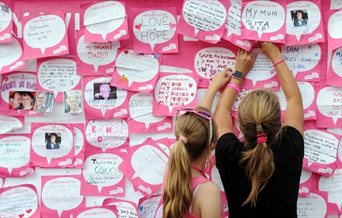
xmin=191 ymin=93 xmax=194 ymax=97
xmin=26 ymin=209 xmax=32 ymax=214
xmin=135 ymin=23 xmax=142 ymax=30
xmin=189 ymin=83 xmax=193 ymax=88
xmin=124 ymin=50 xmax=128 ymax=54
xmin=18 ymin=214 xmax=24 ymax=218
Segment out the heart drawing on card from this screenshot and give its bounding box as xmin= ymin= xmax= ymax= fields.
xmin=135 ymin=23 xmax=142 ymax=30
xmin=124 ymin=50 xmax=129 ymax=54
xmin=191 ymin=93 xmax=194 ymax=97
xmin=169 ymin=23 xmax=176 ymax=30
xmin=189 ymin=83 xmax=193 ymax=88
xmin=18 ymin=214 xmax=24 ymax=218
xmin=26 ymin=209 xmax=32 ymax=214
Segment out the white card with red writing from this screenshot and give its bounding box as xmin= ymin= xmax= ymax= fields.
xmin=153 ymin=72 xmax=198 ymax=116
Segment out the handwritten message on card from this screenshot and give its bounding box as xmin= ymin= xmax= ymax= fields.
xmin=180 ymin=0 xmax=227 ymax=43
xmin=242 ymin=0 xmax=285 ymax=42
xmin=0 ymin=185 xmax=40 ymax=218
xmin=113 ymin=51 xmax=159 ymax=91
xmin=41 ymin=176 xmax=84 ymax=217
xmin=77 ymin=33 xmax=120 ymax=74
xmin=282 ymin=44 xmax=321 ymax=82
xmin=154 ymin=73 xmax=197 ymax=116
xmin=85 ymin=119 xmax=128 ymax=151
xmin=82 ymin=152 xmax=124 ymax=195
xmin=83 ymin=1 xmax=127 ymax=42
xmin=194 ymin=46 xmax=235 ymax=87
xmin=37 ymin=58 xmax=80 ymax=99
xmin=316 ymin=86 xmax=342 ymax=127
xmin=23 ymin=13 xmax=68 ymax=58
xmin=0 ymin=135 xmax=31 ymax=176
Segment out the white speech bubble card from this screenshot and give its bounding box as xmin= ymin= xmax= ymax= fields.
xmin=0 ymin=184 xmax=40 ymax=218
xmin=286 ymin=0 xmax=324 ymax=45
xmin=0 ymin=115 xmax=24 ymax=134
xmin=153 ymin=72 xmax=198 ymax=116
xmin=31 ymin=123 xmax=75 ymax=168
xmin=128 ymin=92 xmax=173 ymax=133
xmin=0 ymin=72 xmax=38 ymax=116
xmin=223 ymin=0 xmax=254 ymax=51
xmin=242 ymin=48 xmax=279 ymax=89
xmin=131 ymin=7 xmax=178 ymax=53
xmin=194 ymin=44 xmax=237 ymax=88
xmin=0 ymin=36 xmax=25 ymax=74
xmin=82 ymin=1 xmax=128 ymax=43
xmin=76 ymin=31 xmax=120 ymax=75
xmin=41 ymin=175 xmax=85 ymax=218
xmin=328 ymin=10 xmax=342 ymax=51
xmin=241 ymin=0 xmax=286 ymax=43
xmin=103 ymin=198 xmax=138 ymax=218
xmin=85 ymin=119 xmax=129 ymax=152
xmin=297 ymin=192 xmax=334 ymax=218
xmin=316 ymin=85 xmax=342 ymax=128
xmin=303 ymin=122 xmax=341 ymax=176
xmin=82 ymin=151 xmax=125 ymax=196
xmin=0 ymin=1 xmax=12 ymax=43
xmin=83 ymin=76 xmax=129 ymax=119
xmin=282 ymin=44 xmax=322 ymax=82
xmin=72 ymin=123 xmax=85 ymax=168
xmin=299 ymin=169 xmax=316 ymax=197
xmin=74 ymin=206 xmax=118 ymax=218
xmin=0 ymin=134 xmax=33 ymax=177
xmin=138 ymin=194 xmax=162 ymax=218
xmin=120 ymin=138 xmax=168 ymax=196
xmin=327 ymin=47 xmax=342 ymax=88
xmin=274 ymin=82 xmax=317 ymax=120
xmin=319 ymin=169 xmax=342 ymax=213
xmin=178 ymin=0 xmax=228 ymax=44
xmin=37 ymin=57 xmax=81 ymax=102
xmin=112 ymin=50 xmax=160 ymax=92
xmin=22 ymin=12 xmax=69 ymax=59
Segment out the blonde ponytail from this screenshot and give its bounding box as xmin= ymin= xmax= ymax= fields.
xmin=237 ymin=89 xmax=281 ymax=207
xmin=241 ymin=141 xmax=275 ymax=206
xmin=163 ymin=140 xmax=192 ymax=218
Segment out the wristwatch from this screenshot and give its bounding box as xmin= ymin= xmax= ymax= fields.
xmin=232 ymin=70 xmax=244 ymax=80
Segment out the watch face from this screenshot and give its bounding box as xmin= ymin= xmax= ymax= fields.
xmin=233 ymin=71 xmax=243 ymax=79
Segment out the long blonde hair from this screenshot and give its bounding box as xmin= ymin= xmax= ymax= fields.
xmin=237 ymin=89 xmax=281 ymax=207
xmin=163 ymin=107 xmax=217 ymax=218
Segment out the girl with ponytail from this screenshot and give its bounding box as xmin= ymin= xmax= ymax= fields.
xmin=215 ymin=43 xmax=304 ymax=218
xmin=163 ymin=71 xmax=231 ymax=218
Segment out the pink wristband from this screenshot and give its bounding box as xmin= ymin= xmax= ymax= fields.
xmin=273 ymin=58 xmax=285 ymax=67
xmin=227 ymin=83 xmax=241 ymax=94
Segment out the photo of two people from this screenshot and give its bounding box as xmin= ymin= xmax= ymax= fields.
xmin=9 ymin=91 xmax=36 ymax=111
